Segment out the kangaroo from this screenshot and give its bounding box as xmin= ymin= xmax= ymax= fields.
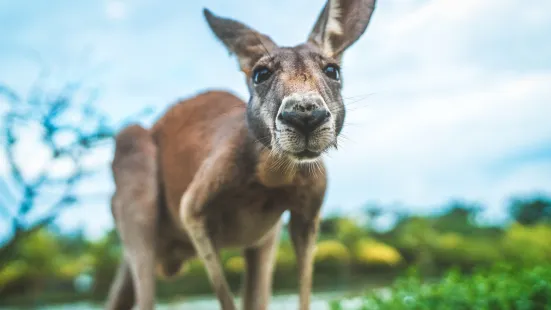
xmin=105 ymin=1 xmax=376 ymax=309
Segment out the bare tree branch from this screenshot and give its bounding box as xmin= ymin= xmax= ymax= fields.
xmin=0 ymin=79 xmax=115 ymax=250
xmin=0 ymin=72 xmax=155 ymax=254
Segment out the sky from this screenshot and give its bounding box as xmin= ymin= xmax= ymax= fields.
xmin=1 ymin=0 xmax=550 ymax=239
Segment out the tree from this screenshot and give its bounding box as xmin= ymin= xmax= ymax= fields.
xmin=432 ymin=200 xmax=483 ymax=236
xmin=0 ymin=76 xmax=116 ymax=262
xmin=509 ymin=194 xmax=551 ymax=226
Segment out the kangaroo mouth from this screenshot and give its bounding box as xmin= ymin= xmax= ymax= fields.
xmin=292 ymin=150 xmax=321 ymax=160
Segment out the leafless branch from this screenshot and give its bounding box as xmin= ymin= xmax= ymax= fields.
xmin=0 ymin=79 xmax=114 ymax=248
xmin=0 ymin=70 xmax=156 ymax=252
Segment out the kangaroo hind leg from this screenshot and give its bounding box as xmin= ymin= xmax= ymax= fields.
xmin=106 ymin=124 xmax=159 ymax=310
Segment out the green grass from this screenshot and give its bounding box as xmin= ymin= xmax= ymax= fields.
xmin=329 ymin=264 xmax=551 ymax=310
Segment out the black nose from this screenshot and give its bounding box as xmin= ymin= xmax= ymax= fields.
xmin=278 ymin=109 xmax=331 ymax=135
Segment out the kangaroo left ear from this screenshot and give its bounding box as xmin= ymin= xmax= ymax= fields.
xmin=203 ymin=8 xmax=277 ymax=75
xmin=307 ymin=0 xmax=376 ymax=59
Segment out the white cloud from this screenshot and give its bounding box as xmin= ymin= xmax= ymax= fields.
xmin=105 ymin=0 xmax=127 ymax=21
xmin=325 ymin=72 xmax=551 ymax=205
xmin=386 ymin=0 xmax=499 ymax=35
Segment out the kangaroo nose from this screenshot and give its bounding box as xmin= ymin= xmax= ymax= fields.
xmin=278 ymin=109 xmax=331 ymax=135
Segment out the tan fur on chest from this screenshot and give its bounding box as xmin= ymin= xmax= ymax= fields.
xmin=207 ymin=189 xmax=287 ymax=248
xmin=255 ymin=149 xmax=299 ymax=188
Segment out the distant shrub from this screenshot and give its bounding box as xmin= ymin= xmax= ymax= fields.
xmin=55 ymin=254 xmax=95 ymax=279
xmin=457 ymin=240 xmax=502 ymax=265
xmin=225 ymin=256 xmax=245 ymax=274
xmin=502 ymin=223 xmax=551 ymax=264
xmin=275 ymin=243 xmax=296 ymax=271
xmin=436 ymin=232 xmax=463 ymax=249
xmin=182 ymin=258 xmax=205 ymax=276
xmin=394 ymin=217 xmax=439 ymax=250
xmin=314 ymin=240 xmax=351 ymax=270
xmin=0 ymin=261 xmax=28 ymax=288
xmin=330 ymin=264 xmax=551 ymax=309
xmin=16 ymin=229 xmax=61 ymax=278
xmin=335 ymin=218 xmax=366 ymax=246
xmin=431 ymin=233 xmax=502 ymax=269
xmin=353 ymin=239 xmax=403 ymax=268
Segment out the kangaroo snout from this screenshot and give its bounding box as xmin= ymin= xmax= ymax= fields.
xmin=274 ymin=92 xmax=336 ymax=160
xmin=277 ymin=93 xmax=332 ymax=135
xmin=278 ymin=109 xmax=330 ymax=135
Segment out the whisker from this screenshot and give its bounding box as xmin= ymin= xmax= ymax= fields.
xmin=311 ymin=162 xmax=317 ymax=177
xmin=252 ymin=134 xmax=272 ymax=146
xmin=341 ymin=93 xmax=376 ymax=102
xmin=252 ymin=32 xmax=274 ymax=64
xmin=314 ymin=160 xmax=324 ymax=178
xmin=324 ymin=94 xmax=378 ymax=114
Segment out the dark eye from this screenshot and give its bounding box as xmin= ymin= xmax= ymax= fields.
xmin=323 ymin=64 xmax=340 ymax=81
xmin=252 ymin=66 xmax=272 ymax=84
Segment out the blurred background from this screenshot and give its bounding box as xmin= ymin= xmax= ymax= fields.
xmin=1 ymin=0 xmax=550 ymax=309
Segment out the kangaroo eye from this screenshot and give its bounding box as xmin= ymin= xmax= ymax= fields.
xmin=323 ymin=64 xmax=340 ymax=81
xmin=252 ymin=66 xmax=272 ymax=84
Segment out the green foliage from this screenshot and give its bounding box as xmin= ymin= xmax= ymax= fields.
xmin=393 ymin=217 xmax=439 ymax=249
xmin=87 ymin=230 xmax=122 ymax=292
xmin=0 ymin=261 xmax=28 ymax=288
xmin=330 ymin=264 xmax=551 ymax=309
xmin=335 ymin=218 xmax=368 ymax=246
xmin=431 ymin=202 xmax=482 ymax=236
xmin=3 ymin=195 xmax=551 ymax=307
xmin=15 ymin=228 xmax=61 ymax=277
xmin=0 ymin=228 xmax=63 ymax=288
xmin=502 ymin=223 xmax=551 ymax=264
xmin=275 ymin=241 xmax=296 ymax=272
xmin=432 ymin=233 xmax=502 ymax=268
xmin=387 ymin=211 xmax=506 ymax=271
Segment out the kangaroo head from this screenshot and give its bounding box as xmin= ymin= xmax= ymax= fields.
xmin=204 ymin=0 xmax=376 ymax=162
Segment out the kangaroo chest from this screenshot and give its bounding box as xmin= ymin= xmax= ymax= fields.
xmin=161 ymin=181 xmax=295 ymax=251
xmin=203 ymin=183 xmax=291 ymax=248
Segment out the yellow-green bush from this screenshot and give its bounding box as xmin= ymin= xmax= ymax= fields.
xmin=502 ymin=222 xmax=551 ymax=264
xmin=431 ymin=232 xmax=467 ymax=264
xmin=431 ymin=236 xmax=502 ymax=268
xmin=225 ymin=256 xmax=245 ymax=274
xmin=353 ymin=239 xmax=403 ymax=268
xmin=395 ymin=218 xmax=439 ymax=250
xmin=314 ymin=240 xmax=351 ymax=270
xmin=275 ymin=244 xmax=296 ymax=271
xmin=436 ymin=232 xmax=464 ymax=249
xmin=460 ymin=240 xmax=502 ymax=264
xmin=335 ymin=218 xmax=366 ymax=246
xmin=182 ymin=258 xmax=205 ymax=276
xmin=54 ymin=254 xmax=95 ymax=279
xmin=6 ymin=229 xmax=61 ymax=279
xmin=0 ymin=261 xmax=28 ymax=288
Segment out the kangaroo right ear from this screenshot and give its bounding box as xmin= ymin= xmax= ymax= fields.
xmin=308 ymin=0 xmax=377 ymax=59
xmin=203 ymin=8 xmax=277 ymax=76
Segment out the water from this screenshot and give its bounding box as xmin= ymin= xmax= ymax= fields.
xmin=20 ymin=292 xmax=343 ymax=310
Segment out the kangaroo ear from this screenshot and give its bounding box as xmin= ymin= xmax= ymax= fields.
xmin=308 ymin=0 xmax=376 ymax=59
xmin=203 ymin=8 xmax=277 ymax=75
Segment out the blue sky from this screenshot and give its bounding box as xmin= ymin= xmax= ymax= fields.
xmin=1 ymin=0 xmax=550 ymax=238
